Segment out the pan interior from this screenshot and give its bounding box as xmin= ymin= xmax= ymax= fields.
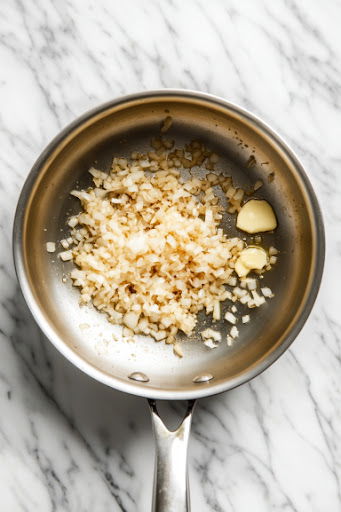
xmin=18 ymin=94 xmax=320 ymax=397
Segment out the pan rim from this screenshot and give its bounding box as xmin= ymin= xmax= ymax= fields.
xmin=12 ymin=89 xmax=325 ymax=400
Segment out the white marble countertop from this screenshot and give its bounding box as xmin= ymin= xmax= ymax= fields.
xmin=1 ymin=1 xmax=340 ymax=510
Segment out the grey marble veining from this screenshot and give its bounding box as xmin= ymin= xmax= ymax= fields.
xmin=0 ymin=0 xmax=340 ymax=510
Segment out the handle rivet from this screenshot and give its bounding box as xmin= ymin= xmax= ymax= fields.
xmin=193 ymin=373 xmax=214 ymax=383
xmin=128 ymin=371 xmax=150 ymax=382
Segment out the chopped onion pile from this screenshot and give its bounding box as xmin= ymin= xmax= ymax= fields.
xmin=52 ymin=135 xmax=277 ymax=356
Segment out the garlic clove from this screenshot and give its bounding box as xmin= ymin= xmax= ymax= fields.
xmin=236 ymin=199 xmax=277 ymax=234
xmin=235 ymin=246 xmax=268 ymax=277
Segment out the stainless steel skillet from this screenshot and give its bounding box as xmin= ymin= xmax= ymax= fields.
xmin=13 ymin=90 xmax=325 ymax=511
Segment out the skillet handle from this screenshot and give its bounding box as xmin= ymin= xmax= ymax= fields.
xmin=148 ymin=399 xmax=196 ymax=512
